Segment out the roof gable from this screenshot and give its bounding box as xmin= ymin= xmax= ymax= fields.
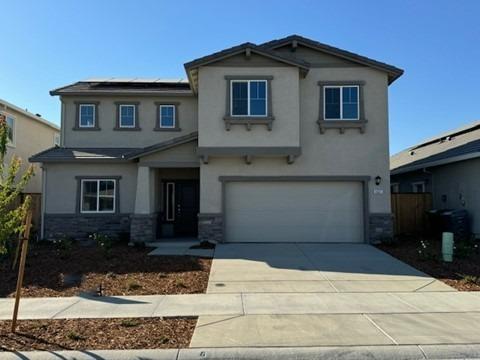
xmin=261 ymin=35 xmax=403 ymax=84
xmin=184 ymin=42 xmax=310 ymax=93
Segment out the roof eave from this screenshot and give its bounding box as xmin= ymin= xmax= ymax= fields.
xmin=262 ymin=35 xmax=404 ymax=84
xmin=391 ymin=151 xmax=480 ymax=175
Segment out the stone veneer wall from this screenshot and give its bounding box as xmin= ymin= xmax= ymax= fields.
xmin=44 ymin=214 xmax=131 ymax=241
xmin=369 ymin=213 xmax=394 ymax=244
xmin=130 ymin=214 xmax=157 ymax=243
xmin=198 ymin=213 xmax=223 ymax=243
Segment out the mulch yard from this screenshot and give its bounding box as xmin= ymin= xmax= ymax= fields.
xmin=0 ymin=317 xmax=196 ymax=351
xmin=0 ymin=243 xmax=211 ymax=297
xmin=377 ymin=236 xmax=480 ymax=291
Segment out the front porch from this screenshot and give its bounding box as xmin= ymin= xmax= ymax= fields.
xmin=130 ymin=167 xmax=200 ymax=243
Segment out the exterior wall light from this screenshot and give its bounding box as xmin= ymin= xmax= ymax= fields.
xmin=375 ymin=176 xmax=382 ymax=186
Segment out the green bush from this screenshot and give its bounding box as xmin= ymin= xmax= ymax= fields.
xmin=91 ymin=233 xmax=113 ymax=257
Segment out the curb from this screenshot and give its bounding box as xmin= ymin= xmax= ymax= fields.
xmin=2 ymin=345 xmax=480 ymax=360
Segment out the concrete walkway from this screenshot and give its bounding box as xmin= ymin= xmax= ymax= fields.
xmin=1 ymin=292 xmax=480 ymax=320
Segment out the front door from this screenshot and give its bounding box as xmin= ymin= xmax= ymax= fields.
xmin=164 ymin=180 xmax=199 ymax=237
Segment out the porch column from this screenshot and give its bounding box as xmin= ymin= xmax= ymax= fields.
xmin=130 ymin=166 xmax=156 ymax=243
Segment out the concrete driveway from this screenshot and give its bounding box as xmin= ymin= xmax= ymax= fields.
xmin=191 ymin=243 xmax=476 ymax=348
xmin=207 ymin=243 xmax=452 ymax=293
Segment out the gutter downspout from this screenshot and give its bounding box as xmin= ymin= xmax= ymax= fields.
xmin=40 ymin=164 xmax=46 ymax=239
xmin=60 ymin=99 xmax=66 ymax=147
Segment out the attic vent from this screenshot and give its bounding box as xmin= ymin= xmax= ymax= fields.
xmin=410 ymin=150 xmax=415 ymax=156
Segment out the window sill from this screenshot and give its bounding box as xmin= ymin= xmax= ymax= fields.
xmin=154 ymin=127 xmax=182 ymax=132
xmin=223 ymin=116 xmax=275 ymax=131
xmin=113 ymin=127 xmax=142 ymax=131
xmin=317 ymin=119 xmax=367 ymax=134
xmin=72 ymin=126 xmax=101 ymax=131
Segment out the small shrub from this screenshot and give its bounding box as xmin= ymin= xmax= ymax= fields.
xmin=91 ymin=233 xmax=113 ymax=258
xmin=417 ymin=240 xmax=436 ymax=261
xmin=67 ymin=330 xmax=85 ymax=341
xmin=126 ymin=281 xmax=142 ymax=291
xmin=175 ymin=279 xmax=187 ymax=288
xmin=53 ymin=235 xmax=74 ymax=259
xmin=458 ymin=274 xmax=480 ymax=285
xmin=454 ymin=240 xmax=478 ymax=259
xmin=120 ymin=319 xmax=140 ymax=327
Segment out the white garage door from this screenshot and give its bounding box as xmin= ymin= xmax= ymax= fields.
xmin=224 ymin=181 xmax=364 ymax=243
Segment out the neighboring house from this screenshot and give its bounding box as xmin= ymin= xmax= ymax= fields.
xmin=0 ymin=98 xmax=60 ymax=194
xmin=391 ymin=121 xmax=480 ymax=237
xmin=31 ymin=35 xmax=403 ymax=244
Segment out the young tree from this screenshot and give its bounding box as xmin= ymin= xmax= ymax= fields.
xmin=0 ymin=115 xmax=34 ymax=254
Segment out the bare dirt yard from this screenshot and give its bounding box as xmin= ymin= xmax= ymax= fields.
xmin=377 ymin=236 xmax=480 ymax=291
xmin=0 ymin=242 xmax=212 ymax=297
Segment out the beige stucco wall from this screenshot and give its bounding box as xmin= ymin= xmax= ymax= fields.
xmin=198 ymin=66 xmax=300 ymax=147
xmin=138 ymin=140 xmax=199 ymax=165
xmin=431 ymin=158 xmax=480 ymax=235
xmin=1 ymin=107 xmax=59 ymax=193
xmin=61 ymin=95 xmax=197 ymax=148
xmin=43 ymin=162 xmax=138 ymax=214
xmin=199 ymin=66 xmax=391 ymax=214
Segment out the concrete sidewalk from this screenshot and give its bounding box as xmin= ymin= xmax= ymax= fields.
xmin=2 ymin=345 xmax=480 ymax=360
xmin=1 ymin=291 xmax=480 ymax=320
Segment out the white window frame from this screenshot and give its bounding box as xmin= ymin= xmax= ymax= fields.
xmin=2 ymin=112 xmax=16 ymax=147
xmin=79 ymin=104 xmax=96 ymax=128
xmin=411 ymin=181 xmax=426 ymax=193
xmin=391 ymin=183 xmax=399 ymax=193
xmin=230 ymin=80 xmax=268 ymax=117
xmin=324 ymin=85 xmax=360 ymax=121
xmin=159 ymin=105 xmax=176 ymax=128
xmin=165 ymin=182 xmax=175 ymax=221
xmin=119 ymin=104 xmax=136 ymax=128
xmin=80 ymin=179 xmax=116 ymax=214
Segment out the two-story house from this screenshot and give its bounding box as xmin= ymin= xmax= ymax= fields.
xmin=31 ymin=35 xmax=403 ymax=244
xmin=1 ymin=98 xmax=60 ymax=231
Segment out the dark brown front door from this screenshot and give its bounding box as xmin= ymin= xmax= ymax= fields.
xmin=164 ymin=180 xmax=199 ymax=237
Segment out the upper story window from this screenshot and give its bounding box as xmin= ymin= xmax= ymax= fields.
xmin=74 ymin=102 xmax=99 ymax=130
xmin=154 ymin=102 xmax=180 ymax=132
xmin=5 ymin=115 xmax=15 ymax=145
xmin=324 ymin=86 xmax=359 ymax=120
xmin=231 ymin=80 xmax=267 ymax=117
xmin=81 ymin=179 xmax=116 ymax=213
xmin=53 ymin=133 xmax=60 ymax=146
xmin=159 ymin=105 xmax=175 ymax=128
xmin=119 ymin=104 xmax=136 ymax=128
xmin=79 ymin=104 xmax=96 ymax=127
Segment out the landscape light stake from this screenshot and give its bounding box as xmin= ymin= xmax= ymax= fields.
xmin=11 ymin=211 xmax=33 ymax=333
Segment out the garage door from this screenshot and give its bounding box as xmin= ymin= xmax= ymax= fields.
xmin=224 ymin=181 xmax=364 ymax=243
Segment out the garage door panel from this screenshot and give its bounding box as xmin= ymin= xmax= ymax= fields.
xmin=225 ymin=181 xmax=364 ymax=243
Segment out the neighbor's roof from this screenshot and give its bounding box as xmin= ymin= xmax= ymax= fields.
xmin=50 ymin=78 xmax=192 ymax=96
xmin=0 ymin=98 xmax=59 ymax=131
xmin=260 ymin=35 xmax=404 ymax=84
xmin=30 ymin=131 xmax=198 ymax=163
xmin=391 ymin=121 xmax=480 ymax=174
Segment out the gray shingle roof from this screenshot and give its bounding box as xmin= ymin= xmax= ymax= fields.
xmin=50 ymin=80 xmax=192 ymax=96
xmin=260 ymin=34 xmax=404 ymax=84
xmin=30 ymin=132 xmax=198 ymax=163
xmin=391 ymin=121 xmax=480 ymax=173
xmin=29 ymin=147 xmax=141 ymax=162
